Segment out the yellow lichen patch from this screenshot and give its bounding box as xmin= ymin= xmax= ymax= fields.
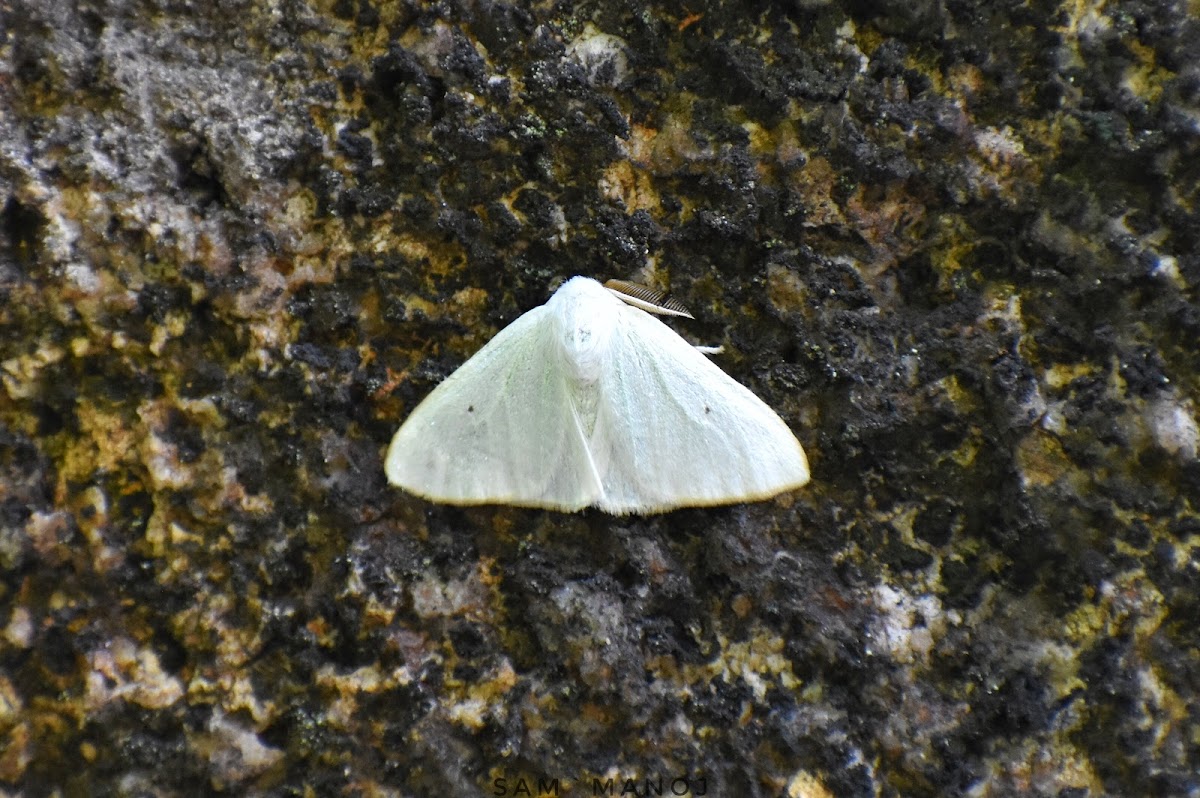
xmin=57 ymin=403 xmax=139 ymax=483
xmin=444 ymin=659 xmax=519 ymax=731
xmin=947 ymin=62 xmax=986 ymax=100
xmin=852 ymin=21 xmax=885 ymax=56
xmin=448 ymin=286 xmax=491 ymax=332
xmin=217 ymin=465 xmax=275 ymax=517
xmin=1031 ymin=209 xmax=1106 ymax=262
xmin=1015 ymin=430 xmax=1074 ymax=489
xmin=1056 ymin=0 xmax=1112 ymax=42
xmin=1063 ymin=572 xmax=1167 ymax=644
xmin=148 ymin=309 xmax=190 ymax=356
xmin=921 ymin=216 xmax=974 ymax=291
xmin=1043 ymin=362 xmax=1096 ymax=390
xmin=742 ymin=119 xmax=776 ymax=171
xmin=766 ymin=263 xmax=809 ymax=314
xmin=787 ymin=769 xmax=835 ymax=798
xmin=598 ymin=160 xmax=661 ymax=215
xmin=948 ymin=426 xmax=984 ymax=469
xmin=1062 ymin=599 xmax=1106 ymax=642
xmin=171 ymin=592 xmax=262 ymax=672
xmin=772 ymin=116 xmax=805 ymax=163
xmin=389 ymin=291 xmax=445 ymax=327
xmin=382 ymin=229 xmax=429 ymax=262
xmin=645 ymin=653 xmax=682 ymax=683
xmin=1122 ymin=39 xmax=1172 ymax=104
xmin=280 ymin=185 xmax=319 ymax=231
xmin=316 ymin=662 xmax=405 ymax=696
xmin=224 ymin=673 xmax=277 ymax=728
xmin=1035 ymin=640 xmax=1088 ymax=700
xmin=929 ymin=374 xmax=980 ymax=415
xmin=286 ymin=221 xmax=355 ymax=287
xmin=0 ymin=720 xmax=31 ymax=783
xmin=968 ymin=122 xmax=1041 ymax=204
xmin=980 ymin=737 xmax=1105 ymax=795
xmin=360 ymin=595 xmax=397 ymax=631
xmin=315 ymin=663 xmax=423 ymax=730
xmin=0 ymin=675 xmax=23 ymax=726
xmin=974 ymin=285 xmax=1023 ymax=332
xmin=623 ymin=122 xmax=665 ymax=169
xmin=687 ymin=627 xmax=800 ymax=702
xmin=788 ymin=156 xmax=844 ymax=228
xmin=621 ymin=98 xmax=722 ymax=178
xmin=1 ymin=339 xmax=65 ymax=402
xmin=1136 ymin=659 xmax=1191 ymax=753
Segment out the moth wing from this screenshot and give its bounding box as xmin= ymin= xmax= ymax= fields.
xmin=590 ymin=308 xmax=810 ymax=514
xmin=385 ymin=308 xmax=602 ymax=510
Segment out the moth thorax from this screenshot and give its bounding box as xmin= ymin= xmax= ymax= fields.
xmin=559 ymin=315 xmax=613 ymax=383
xmin=547 ymin=276 xmax=620 ymax=383
xmin=551 ymin=302 xmax=615 ymax=385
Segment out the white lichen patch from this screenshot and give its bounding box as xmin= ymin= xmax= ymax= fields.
xmin=1149 ymin=253 xmax=1184 ymax=287
xmin=446 ymin=696 xmax=490 ymax=730
xmin=22 ymin=510 xmax=71 ymax=560
xmin=566 ymin=25 xmax=630 ymax=87
xmin=196 ymin=711 xmax=284 ymax=790
xmin=1058 ymin=0 xmax=1112 ymax=43
xmin=401 ymin=19 xmax=465 ymax=78
xmin=866 ymin=584 xmax=957 ymax=665
xmin=1146 ymin=395 xmax=1199 ymax=461
xmin=973 ymin=126 xmax=1028 ymax=169
xmin=965 ymin=125 xmax=1034 ymax=201
xmin=409 ymin=560 xmax=499 ymax=621
xmin=3 ymin=608 xmax=34 ymax=649
xmin=1134 ymin=663 xmax=1190 ymax=751
xmin=85 ymin=637 xmax=185 ymax=711
xmin=138 ymin=426 xmax=195 ymax=490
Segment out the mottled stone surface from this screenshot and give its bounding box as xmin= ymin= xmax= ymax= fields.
xmin=1 ymin=1 xmax=1198 ymax=796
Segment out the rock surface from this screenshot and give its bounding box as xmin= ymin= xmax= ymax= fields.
xmin=1 ymin=1 xmax=1197 ymax=795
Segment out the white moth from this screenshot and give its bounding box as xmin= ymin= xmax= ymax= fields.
xmin=384 ymin=276 xmax=810 ymax=514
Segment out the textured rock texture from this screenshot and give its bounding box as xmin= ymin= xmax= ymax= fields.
xmin=1 ymin=1 xmax=1198 ymax=796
